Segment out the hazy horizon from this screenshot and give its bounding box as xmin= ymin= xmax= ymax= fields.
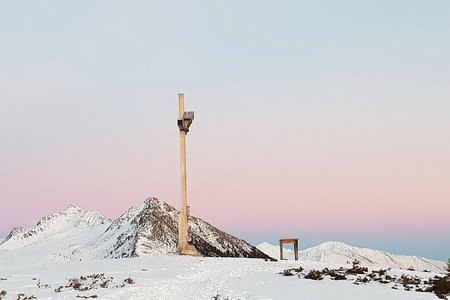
xmin=0 ymin=196 xmax=448 ymax=262
xmin=1 ymin=1 xmax=449 ymax=261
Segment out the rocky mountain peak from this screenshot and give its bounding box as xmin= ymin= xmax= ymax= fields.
xmin=64 ymin=204 xmax=83 ymax=213
xmin=0 ymin=197 xmax=271 ymax=260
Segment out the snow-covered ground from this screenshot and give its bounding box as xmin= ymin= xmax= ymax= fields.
xmin=0 ymin=253 xmax=443 ymax=300
xmin=1 ymin=240 xmax=447 ymax=300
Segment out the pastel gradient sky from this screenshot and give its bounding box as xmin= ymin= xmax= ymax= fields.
xmin=1 ymin=1 xmax=449 ymax=260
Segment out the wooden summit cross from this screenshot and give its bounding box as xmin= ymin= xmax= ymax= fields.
xmin=177 ymin=93 xmax=200 ymax=256
xmin=279 ymin=238 xmax=299 ymax=260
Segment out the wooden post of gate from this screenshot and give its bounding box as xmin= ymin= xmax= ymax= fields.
xmin=279 ymin=238 xmax=299 ymax=260
xmin=177 ymin=93 xmax=200 ymax=256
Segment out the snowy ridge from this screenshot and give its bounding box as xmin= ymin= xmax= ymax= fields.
xmin=0 ymin=198 xmax=270 ymax=260
xmin=76 ymin=197 xmax=269 ymax=259
xmin=76 ymin=198 xmax=181 ymax=258
xmin=301 ymin=241 xmax=446 ymax=272
xmin=257 ymin=241 xmax=447 ymax=273
xmin=0 ymin=205 xmax=111 ymax=251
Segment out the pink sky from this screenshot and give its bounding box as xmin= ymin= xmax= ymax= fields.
xmin=1 ymin=1 xmax=449 ymax=261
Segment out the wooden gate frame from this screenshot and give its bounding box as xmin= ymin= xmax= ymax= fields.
xmin=279 ymin=238 xmax=299 ymax=260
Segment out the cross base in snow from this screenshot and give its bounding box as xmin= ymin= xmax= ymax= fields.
xmin=179 ymin=244 xmax=201 ymax=256
xmin=178 ymin=211 xmax=201 ymax=256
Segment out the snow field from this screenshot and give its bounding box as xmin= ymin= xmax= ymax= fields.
xmin=0 ymin=255 xmax=441 ymax=300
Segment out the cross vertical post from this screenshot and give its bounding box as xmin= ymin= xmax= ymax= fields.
xmin=177 ymin=93 xmax=199 ymax=256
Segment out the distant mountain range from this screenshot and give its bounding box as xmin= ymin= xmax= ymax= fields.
xmin=1 ymin=198 xmax=446 ymax=274
xmin=257 ymin=241 xmax=447 ymax=273
xmin=0 ymin=197 xmax=270 ymax=260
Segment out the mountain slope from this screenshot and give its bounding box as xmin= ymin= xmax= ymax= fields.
xmin=257 ymin=241 xmax=447 ymax=273
xmin=0 ymin=205 xmax=111 ymax=251
xmin=73 ymin=198 xmax=270 ymax=259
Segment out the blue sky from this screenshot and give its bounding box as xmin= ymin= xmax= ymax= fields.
xmin=1 ymin=1 xmax=449 ymax=260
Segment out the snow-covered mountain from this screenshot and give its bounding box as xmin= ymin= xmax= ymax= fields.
xmin=0 ymin=198 xmax=270 ymax=260
xmin=3 ymin=198 xmax=445 ymax=273
xmin=0 ymin=205 xmax=111 ymax=252
xmin=257 ymin=241 xmax=447 ymax=273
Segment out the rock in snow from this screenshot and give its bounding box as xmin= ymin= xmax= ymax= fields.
xmin=0 ymin=197 xmax=271 ymax=260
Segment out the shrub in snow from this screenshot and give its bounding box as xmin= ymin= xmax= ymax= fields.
xmin=123 ymin=277 xmax=134 ymax=285
xmin=281 ymin=267 xmax=304 ymax=276
xmin=304 ymin=270 xmax=324 ymax=280
xmin=426 ymin=275 xmax=450 ymax=299
xmin=328 ymin=269 xmax=347 ymax=280
xmin=54 ymin=273 xmax=135 ymax=293
xmin=17 ymin=294 xmax=36 ymax=300
xmin=211 ymin=294 xmax=231 ymax=300
xmin=352 ymin=259 xmax=360 ymax=267
xmin=425 ymin=260 xmax=450 ymax=300
xmin=346 ymin=265 xmax=368 ymax=275
xmin=282 ymin=270 xmax=295 ymax=276
xmin=279 ymin=262 xmax=450 ymax=299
